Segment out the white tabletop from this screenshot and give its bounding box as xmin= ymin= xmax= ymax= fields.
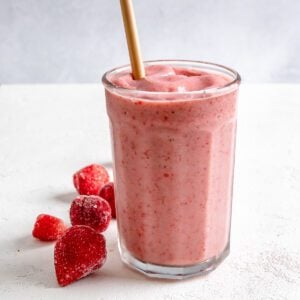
xmin=0 ymin=84 xmax=299 ymax=300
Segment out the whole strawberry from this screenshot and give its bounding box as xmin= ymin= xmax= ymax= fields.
xmin=32 ymin=214 xmax=67 ymax=241
xmin=70 ymin=195 xmax=111 ymax=232
xmin=100 ymin=182 xmax=116 ymax=218
xmin=54 ymin=225 xmax=107 ymax=287
xmin=73 ymin=164 xmax=109 ymax=195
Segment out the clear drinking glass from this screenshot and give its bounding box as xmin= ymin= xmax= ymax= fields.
xmin=102 ymin=60 xmax=241 ymax=279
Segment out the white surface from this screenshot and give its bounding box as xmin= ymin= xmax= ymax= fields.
xmin=0 ymin=0 xmax=299 ymax=83
xmin=0 ymin=84 xmax=300 ymax=300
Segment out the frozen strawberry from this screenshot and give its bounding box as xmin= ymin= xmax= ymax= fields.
xmin=100 ymin=182 xmax=116 ymax=218
xmin=54 ymin=225 xmax=106 ymax=287
xmin=70 ymin=195 xmax=111 ymax=232
xmin=32 ymin=214 xmax=67 ymax=241
xmin=73 ymin=164 xmax=109 ymax=195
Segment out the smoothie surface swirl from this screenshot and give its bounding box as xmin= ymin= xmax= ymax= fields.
xmin=110 ymin=65 xmax=231 ymax=92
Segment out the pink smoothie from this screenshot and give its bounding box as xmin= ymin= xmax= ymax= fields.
xmin=105 ymin=63 xmax=238 ymax=266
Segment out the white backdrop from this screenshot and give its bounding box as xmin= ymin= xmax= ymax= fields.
xmin=0 ymin=0 xmax=299 ymax=83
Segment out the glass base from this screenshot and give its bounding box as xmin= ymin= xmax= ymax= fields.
xmin=120 ymin=243 xmax=230 ymax=280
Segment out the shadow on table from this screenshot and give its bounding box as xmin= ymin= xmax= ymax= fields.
xmin=7 ymin=235 xmax=189 ymax=290
xmin=53 ymin=191 xmax=77 ymax=204
xmin=99 ymin=161 xmax=113 ymax=170
xmin=14 ymin=234 xmax=51 ymax=251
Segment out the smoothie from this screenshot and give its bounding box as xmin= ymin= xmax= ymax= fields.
xmin=103 ymin=61 xmax=240 ymax=277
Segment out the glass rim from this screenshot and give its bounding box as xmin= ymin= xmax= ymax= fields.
xmin=102 ymin=59 xmax=241 ymax=96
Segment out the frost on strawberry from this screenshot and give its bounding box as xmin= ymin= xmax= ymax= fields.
xmin=70 ymin=195 xmax=111 ymax=232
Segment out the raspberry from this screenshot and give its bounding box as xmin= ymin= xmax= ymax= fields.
xmin=54 ymin=225 xmax=106 ymax=287
xmin=70 ymin=195 xmax=111 ymax=232
xmin=100 ymin=182 xmax=116 ymax=218
xmin=32 ymin=214 xmax=67 ymax=241
xmin=73 ymin=164 xmax=109 ymax=195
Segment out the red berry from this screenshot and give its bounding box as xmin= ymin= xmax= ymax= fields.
xmin=32 ymin=214 xmax=67 ymax=241
xmin=54 ymin=225 xmax=106 ymax=287
xmin=70 ymin=195 xmax=111 ymax=232
xmin=100 ymin=182 xmax=116 ymax=218
xmin=73 ymin=164 xmax=109 ymax=195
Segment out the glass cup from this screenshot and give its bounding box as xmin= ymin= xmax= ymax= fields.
xmin=102 ymin=60 xmax=241 ymax=279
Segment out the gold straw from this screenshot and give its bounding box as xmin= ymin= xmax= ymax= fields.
xmin=120 ymin=0 xmax=145 ymax=79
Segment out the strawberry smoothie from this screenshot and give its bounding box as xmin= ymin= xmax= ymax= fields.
xmin=103 ymin=60 xmax=240 ymax=278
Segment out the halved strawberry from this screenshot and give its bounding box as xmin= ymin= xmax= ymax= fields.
xmin=54 ymin=225 xmax=106 ymax=287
